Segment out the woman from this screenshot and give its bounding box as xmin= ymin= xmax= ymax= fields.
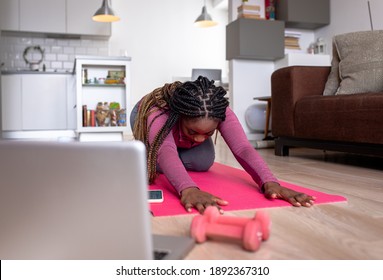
xmin=131 ymin=76 xmax=315 ymax=214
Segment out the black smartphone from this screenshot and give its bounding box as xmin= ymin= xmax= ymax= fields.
xmin=148 ymin=190 xmax=164 ymax=203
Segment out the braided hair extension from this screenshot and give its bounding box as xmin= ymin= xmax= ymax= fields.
xmin=132 ymin=81 xmax=181 ymax=144
xmin=133 ymin=82 xmax=181 ymax=183
xmin=133 ymin=76 xmax=229 ymax=183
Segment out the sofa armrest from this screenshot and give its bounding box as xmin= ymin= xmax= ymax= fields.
xmin=271 ymin=66 xmax=331 ymax=137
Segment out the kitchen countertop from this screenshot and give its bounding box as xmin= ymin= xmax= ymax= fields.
xmin=1 ymin=70 xmax=73 ymax=75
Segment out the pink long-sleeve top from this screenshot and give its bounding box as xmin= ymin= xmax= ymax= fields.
xmin=147 ymin=106 xmax=279 ymax=195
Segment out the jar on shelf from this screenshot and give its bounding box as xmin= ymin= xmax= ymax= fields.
xmin=314 ymin=38 xmax=327 ymax=54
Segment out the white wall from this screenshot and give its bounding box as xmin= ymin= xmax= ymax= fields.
xmin=109 ymin=0 xmax=229 ymax=107
xmin=315 ymin=0 xmax=383 ymax=53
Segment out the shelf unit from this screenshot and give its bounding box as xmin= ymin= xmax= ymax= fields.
xmin=276 ymin=0 xmax=330 ymax=29
xmin=226 ymin=18 xmax=285 ymax=61
xmin=75 ymin=56 xmax=131 ymax=142
xmin=226 ymin=1 xmax=330 ymax=61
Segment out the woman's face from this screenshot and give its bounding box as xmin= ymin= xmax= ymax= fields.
xmin=180 ymin=117 xmax=219 ymax=143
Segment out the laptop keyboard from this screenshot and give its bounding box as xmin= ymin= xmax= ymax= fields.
xmin=154 ymin=250 xmax=169 ymax=260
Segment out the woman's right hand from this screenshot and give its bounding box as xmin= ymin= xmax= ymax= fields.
xmin=180 ymin=187 xmax=228 ymax=214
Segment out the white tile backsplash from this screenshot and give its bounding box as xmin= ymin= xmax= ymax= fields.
xmin=51 ymin=61 xmax=63 ymax=68
xmin=1 ymin=33 xmax=109 ymax=72
xmin=75 ymin=47 xmax=86 ymax=54
xmin=51 ymin=46 xmax=63 ymax=53
xmin=45 ymin=53 xmax=57 ymax=61
xmin=57 ymin=54 xmax=68 ymax=61
xmin=63 ymin=61 xmax=74 ymax=70
xmin=86 ymin=48 xmax=98 ymax=55
xmin=63 ymin=46 xmax=75 ymax=54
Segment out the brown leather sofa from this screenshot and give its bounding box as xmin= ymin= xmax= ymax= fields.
xmin=271 ymin=66 xmax=383 ymax=157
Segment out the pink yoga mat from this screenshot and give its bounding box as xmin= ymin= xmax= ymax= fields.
xmin=149 ymin=162 xmax=347 ymax=216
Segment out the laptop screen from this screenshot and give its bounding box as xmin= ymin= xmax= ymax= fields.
xmin=191 ymin=68 xmax=222 ymax=82
xmin=0 ymin=140 xmax=153 ymax=259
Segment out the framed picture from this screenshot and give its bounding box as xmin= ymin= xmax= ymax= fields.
xmin=108 ymin=70 xmax=125 ymax=79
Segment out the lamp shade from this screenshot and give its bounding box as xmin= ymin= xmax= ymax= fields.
xmin=194 ymin=5 xmax=218 ymax=28
xmin=92 ymin=0 xmax=120 ymax=22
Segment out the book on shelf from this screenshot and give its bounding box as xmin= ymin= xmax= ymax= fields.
xmin=87 ymin=110 xmax=91 ymax=127
xmin=238 ymin=4 xmax=261 ymax=12
xmin=285 ymin=45 xmax=301 ymax=50
xmin=82 ymin=105 xmax=87 ymax=127
xmin=284 ymin=31 xmax=302 ymax=51
xmin=285 ymin=38 xmax=300 ymax=44
xmin=238 ymin=12 xmax=262 ymax=19
xmin=90 ymin=110 xmax=95 ymax=127
xmin=285 ymin=39 xmax=301 ymax=48
xmin=285 ymin=31 xmax=302 ymax=39
xmin=82 ymin=105 xmax=97 ymax=127
xmin=237 ymin=0 xmax=265 ymax=19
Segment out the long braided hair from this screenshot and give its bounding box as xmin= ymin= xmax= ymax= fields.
xmin=133 ymin=76 xmax=229 ymax=183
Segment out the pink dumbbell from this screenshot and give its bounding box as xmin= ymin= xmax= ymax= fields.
xmin=190 ymin=206 xmax=271 ymax=251
xmin=203 ymin=206 xmax=271 ymax=241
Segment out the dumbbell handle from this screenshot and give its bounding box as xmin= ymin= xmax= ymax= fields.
xmin=214 ymin=213 xmax=270 ymax=241
xmin=205 ymin=223 xmax=244 ymax=241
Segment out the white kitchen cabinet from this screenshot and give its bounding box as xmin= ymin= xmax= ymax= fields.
xmin=67 ymin=0 xmax=111 ymax=37
xmin=1 ymin=74 xmax=69 ymax=132
xmin=1 ymin=0 xmax=110 ymax=36
xmin=21 ymin=75 xmax=67 ymax=130
xmin=75 ymin=56 xmax=131 ymax=141
xmin=1 ymin=75 xmax=22 ymax=131
xmin=0 ymin=0 xmax=19 ymax=31
xmin=20 ymin=0 xmax=66 ymax=34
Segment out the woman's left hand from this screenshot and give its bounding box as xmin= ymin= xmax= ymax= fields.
xmin=262 ymin=182 xmax=316 ymax=207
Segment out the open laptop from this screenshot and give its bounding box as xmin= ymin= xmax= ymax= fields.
xmin=191 ymin=68 xmax=222 ymax=82
xmin=0 ymin=140 xmax=194 ymax=260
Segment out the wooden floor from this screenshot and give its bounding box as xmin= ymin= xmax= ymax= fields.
xmin=152 ymin=135 xmax=383 ymax=259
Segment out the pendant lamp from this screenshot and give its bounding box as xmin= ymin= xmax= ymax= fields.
xmin=194 ymin=0 xmax=218 ymax=28
xmin=93 ymin=0 xmax=120 ymax=22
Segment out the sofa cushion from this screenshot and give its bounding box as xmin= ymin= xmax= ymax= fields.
xmin=294 ymin=93 xmax=383 ymax=144
xmin=323 ymin=30 xmax=383 ymax=95
xmin=323 ymin=41 xmax=341 ymax=96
